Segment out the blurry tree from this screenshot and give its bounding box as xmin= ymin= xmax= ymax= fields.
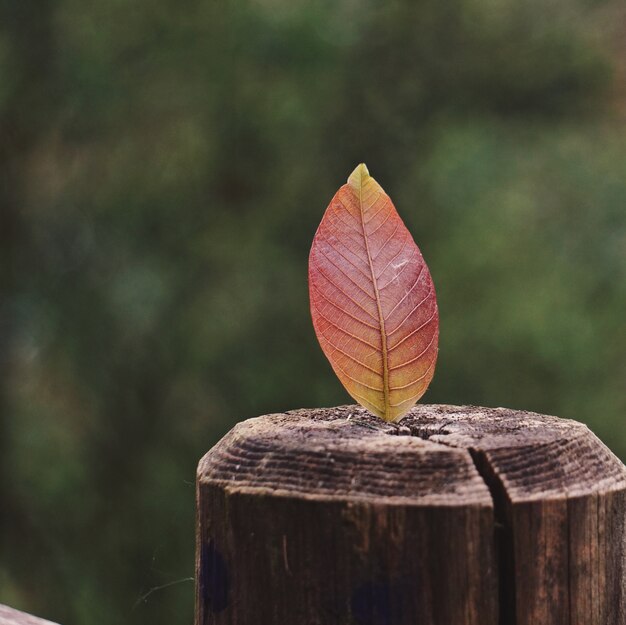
xmin=0 ymin=0 xmax=623 ymax=624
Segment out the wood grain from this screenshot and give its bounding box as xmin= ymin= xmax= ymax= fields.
xmin=405 ymin=405 xmax=626 ymax=625
xmin=196 ymin=405 xmax=626 ymax=625
xmin=0 ymin=605 xmax=58 ymax=625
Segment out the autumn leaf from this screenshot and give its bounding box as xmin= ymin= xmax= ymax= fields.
xmin=308 ymin=164 xmax=439 ymax=422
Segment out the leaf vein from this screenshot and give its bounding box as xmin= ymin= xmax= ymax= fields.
xmin=389 ymin=329 xmax=438 ymax=372
xmin=377 ymin=239 xmax=416 ymax=287
xmin=327 ymin=214 xmax=363 ymax=240
xmin=335 ymin=198 xmax=362 ymax=228
xmin=320 ymin=336 xmax=383 ymax=379
xmin=388 ymin=358 xmax=437 ymax=405
xmin=372 ymin=221 xmax=401 ymax=263
xmin=312 ymin=303 xmax=380 ymax=350
xmin=363 ymin=197 xmax=385 ymax=224
xmin=347 ymin=388 xmax=385 ymax=415
xmin=383 ymin=265 xmax=426 ymax=322
xmin=311 ymin=284 xmax=379 ymax=330
xmin=315 ymin=270 xmax=379 ymax=321
xmin=317 ymin=235 xmax=371 ymax=281
xmin=316 ymin=248 xmax=376 ymax=301
xmin=367 ymin=207 xmax=392 ymax=238
xmin=324 ymin=222 xmax=367 ymax=254
xmin=388 ymin=307 xmax=438 ymax=352
xmin=387 ymin=286 xmax=432 ymax=335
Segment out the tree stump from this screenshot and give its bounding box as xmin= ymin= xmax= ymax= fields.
xmin=195 ymin=405 xmax=626 ymax=625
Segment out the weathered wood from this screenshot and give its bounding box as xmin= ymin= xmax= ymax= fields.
xmin=0 ymin=605 xmax=58 ymax=625
xmin=196 ymin=405 xmax=626 ymax=625
xmin=415 ymin=405 xmax=626 ymax=625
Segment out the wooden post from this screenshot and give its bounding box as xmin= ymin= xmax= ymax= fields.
xmin=0 ymin=605 xmax=58 ymax=625
xmin=195 ymin=405 xmax=626 ymax=625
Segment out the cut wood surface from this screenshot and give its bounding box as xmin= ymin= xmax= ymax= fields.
xmin=196 ymin=404 xmax=626 ymax=625
xmin=0 ymin=605 xmax=58 ymax=625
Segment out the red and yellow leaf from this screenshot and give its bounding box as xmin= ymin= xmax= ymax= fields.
xmin=308 ymin=164 xmax=439 ymax=422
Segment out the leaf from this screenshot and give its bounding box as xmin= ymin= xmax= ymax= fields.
xmin=308 ymin=164 xmax=439 ymax=422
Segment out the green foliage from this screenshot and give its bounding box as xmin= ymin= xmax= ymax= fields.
xmin=0 ymin=0 xmax=623 ymax=624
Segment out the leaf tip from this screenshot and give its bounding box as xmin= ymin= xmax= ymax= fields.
xmin=347 ymin=163 xmax=370 ymax=190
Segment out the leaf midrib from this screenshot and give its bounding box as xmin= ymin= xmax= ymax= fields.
xmin=356 ymin=179 xmax=390 ymax=420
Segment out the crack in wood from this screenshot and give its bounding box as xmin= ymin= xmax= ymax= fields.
xmin=196 ymin=405 xmax=626 ymax=625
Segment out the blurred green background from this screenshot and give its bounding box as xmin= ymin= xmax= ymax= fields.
xmin=1 ymin=0 xmax=625 ymax=623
